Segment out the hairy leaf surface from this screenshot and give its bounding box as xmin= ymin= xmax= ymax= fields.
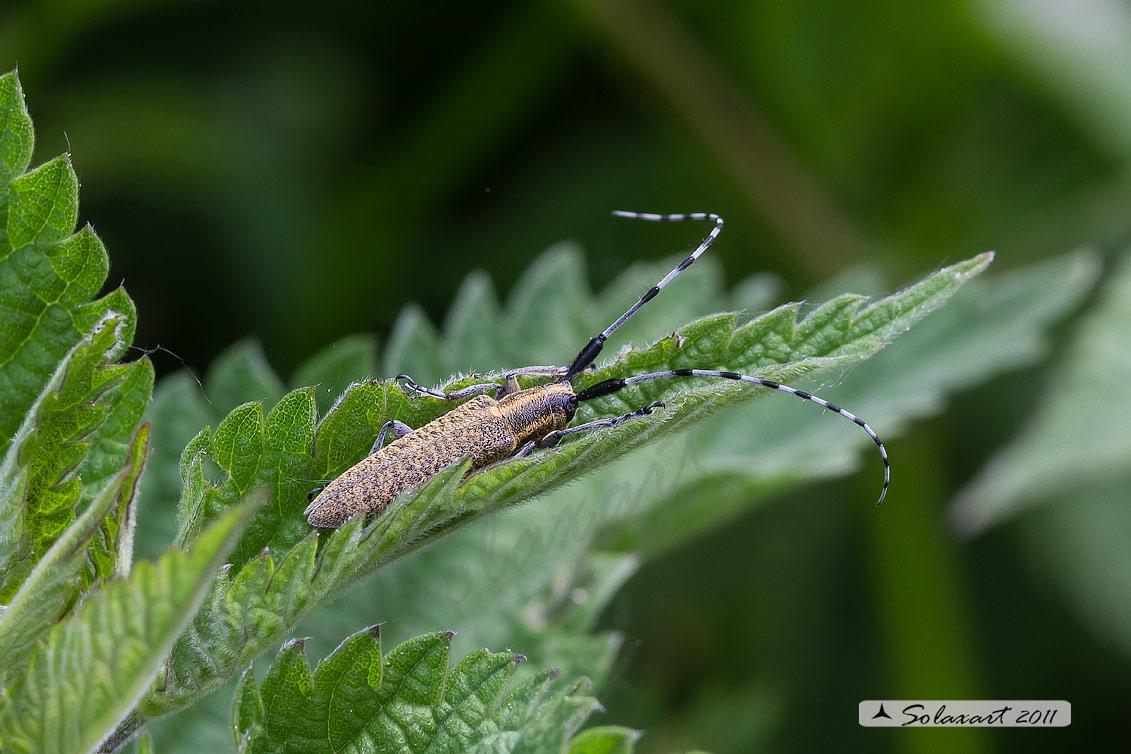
xmin=232 ymin=626 xmax=602 ymax=754
xmin=0 ymin=425 xmax=150 ymax=683
xmin=0 ymin=504 xmax=254 ymax=754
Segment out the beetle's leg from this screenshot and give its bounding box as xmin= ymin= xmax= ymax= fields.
xmin=499 ymin=366 xmax=568 ymax=396
xmin=371 ymin=419 xmax=414 ymax=454
xmin=475 ymin=440 xmax=537 ymax=475
xmin=397 ymin=373 xmax=503 ymax=400
xmin=535 ymin=401 xmax=666 ymax=448
xmin=507 ymin=365 xmax=568 ymax=378
xmin=398 ymin=365 xmax=565 ymax=400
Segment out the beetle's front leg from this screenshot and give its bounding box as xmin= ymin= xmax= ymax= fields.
xmin=475 ymin=440 xmax=537 ymax=475
xmin=536 ymin=401 xmax=665 ymax=448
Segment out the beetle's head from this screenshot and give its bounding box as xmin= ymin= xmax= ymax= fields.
xmin=539 ymin=380 xmax=579 ymax=424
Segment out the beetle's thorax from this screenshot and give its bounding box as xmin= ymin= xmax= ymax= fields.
xmin=496 ymin=381 xmax=578 ymax=445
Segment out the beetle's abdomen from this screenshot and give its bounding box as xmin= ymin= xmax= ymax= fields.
xmin=306 ymin=396 xmax=516 ymax=527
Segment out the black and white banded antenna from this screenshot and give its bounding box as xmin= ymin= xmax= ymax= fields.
xmin=563 ymin=210 xmax=890 ymax=505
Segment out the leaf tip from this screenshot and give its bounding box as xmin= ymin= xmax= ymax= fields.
xmin=365 ymin=623 xmax=382 ymax=638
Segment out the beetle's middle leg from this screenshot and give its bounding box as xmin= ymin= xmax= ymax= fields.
xmin=535 ymin=400 xmax=666 ymax=449
xmin=371 ymin=419 xmax=413 ymax=454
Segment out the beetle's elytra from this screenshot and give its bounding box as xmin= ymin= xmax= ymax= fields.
xmin=304 ymin=211 xmax=889 ymax=528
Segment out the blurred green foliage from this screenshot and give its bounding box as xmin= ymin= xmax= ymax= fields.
xmin=4 ymin=0 xmax=1130 ymax=751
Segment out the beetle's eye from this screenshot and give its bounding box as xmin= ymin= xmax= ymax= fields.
xmin=567 ymin=395 xmax=579 ymax=409
xmin=307 ymin=486 xmax=326 ymax=502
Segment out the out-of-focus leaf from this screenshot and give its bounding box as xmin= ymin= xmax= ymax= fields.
xmin=971 ymin=0 xmax=1131 ymax=160
xmin=204 ymin=340 xmax=285 ymax=413
xmin=950 ymin=250 xmax=1124 ymax=534
xmin=1020 ymin=477 xmax=1131 ymax=660
xmin=567 ymin=726 xmax=641 ymax=754
xmin=290 ymin=334 xmax=378 ymax=416
xmin=947 ymin=250 xmax=1131 ymax=660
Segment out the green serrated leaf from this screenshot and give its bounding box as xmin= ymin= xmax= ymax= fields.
xmin=0 ymin=424 xmax=151 ymax=682
xmin=0 ymin=313 xmax=148 ymax=601
xmin=0 ymin=221 xmax=118 ymax=453
xmin=6 ymin=153 xmax=78 ymax=250
xmin=596 ymin=249 xmax=1095 ymax=559
xmin=0 ymin=502 xmax=256 ymax=754
xmin=0 ymin=70 xmax=34 ymax=184
xmin=135 ymin=372 xmax=214 ymax=558
xmin=173 ymin=388 xmax=317 ymax=568
xmin=233 ymin=626 xmax=602 ymax=754
xmin=231 ymin=667 xmax=265 ymax=751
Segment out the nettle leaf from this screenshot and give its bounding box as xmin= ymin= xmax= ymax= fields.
xmin=133 ymin=251 xmax=990 ymax=738
xmin=0 ymin=312 xmax=152 ymax=602
xmin=567 ymin=726 xmax=642 ymax=754
xmin=0 ymin=424 xmax=150 ymax=683
xmin=0 ymin=69 xmax=151 ymax=602
xmin=947 ymin=250 xmax=1131 ymax=660
xmin=232 ymin=626 xmax=602 ymax=754
xmin=0 ymin=503 xmax=255 ymax=754
xmin=0 ymin=71 xmax=35 ymax=183
xmin=950 ymin=249 xmax=1125 ymax=534
xmin=135 ymin=732 xmax=155 ymax=754
xmin=203 ymin=340 xmax=286 ymax=415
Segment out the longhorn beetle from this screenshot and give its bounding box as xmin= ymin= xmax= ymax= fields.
xmin=304 ymin=211 xmax=889 ymax=528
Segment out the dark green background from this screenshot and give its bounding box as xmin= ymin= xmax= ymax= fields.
xmin=4 ymin=0 xmax=1128 ymax=751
